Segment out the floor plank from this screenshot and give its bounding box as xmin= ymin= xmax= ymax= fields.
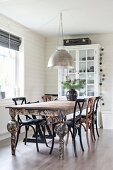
xmin=0 ymin=129 xmax=113 ymax=170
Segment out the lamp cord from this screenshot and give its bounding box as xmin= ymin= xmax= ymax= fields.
xmin=57 ymin=12 xmax=64 ymax=49
xmin=60 ymin=12 xmax=64 ymax=47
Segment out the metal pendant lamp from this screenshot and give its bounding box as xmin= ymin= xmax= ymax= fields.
xmin=48 ymin=12 xmax=74 ymax=68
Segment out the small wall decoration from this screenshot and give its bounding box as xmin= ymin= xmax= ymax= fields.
xmin=99 ymin=47 xmax=105 ymax=106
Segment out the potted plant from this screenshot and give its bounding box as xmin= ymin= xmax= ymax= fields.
xmin=61 ymin=76 xmax=85 ymax=101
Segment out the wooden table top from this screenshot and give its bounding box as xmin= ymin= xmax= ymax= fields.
xmin=6 ymin=100 xmax=76 ymax=111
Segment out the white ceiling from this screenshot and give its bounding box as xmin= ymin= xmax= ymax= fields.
xmin=0 ymin=0 xmax=113 ymax=37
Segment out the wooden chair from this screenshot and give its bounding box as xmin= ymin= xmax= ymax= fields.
xmin=65 ymin=98 xmax=86 ymax=157
xmin=42 ymin=95 xmax=53 ymax=102
xmin=81 ymin=97 xmax=95 ymax=147
xmin=12 ymin=97 xmax=46 ymax=152
xmin=92 ymin=96 xmax=100 ymax=140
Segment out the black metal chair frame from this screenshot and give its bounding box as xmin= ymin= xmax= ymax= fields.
xmin=12 ymin=97 xmax=47 ymax=152
xmin=92 ymin=96 xmax=100 ymax=140
xmin=41 ymin=95 xmax=58 ymax=154
xmin=66 ymin=98 xmax=85 ymax=157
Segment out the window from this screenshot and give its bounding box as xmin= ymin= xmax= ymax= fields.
xmin=0 ymin=29 xmax=23 ymax=99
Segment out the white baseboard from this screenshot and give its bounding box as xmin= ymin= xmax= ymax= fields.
xmin=0 ymin=129 xmax=33 ymax=141
xmin=0 ymin=132 xmax=10 ymax=141
xmin=102 ymin=111 xmax=113 ymax=129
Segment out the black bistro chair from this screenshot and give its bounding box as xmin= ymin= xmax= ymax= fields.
xmin=65 ymin=98 xmax=85 ymax=157
xmin=12 ymin=97 xmax=46 ymax=152
xmin=41 ymin=95 xmax=58 ymax=154
xmin=92 ymin=96 xmax=100 ymax=140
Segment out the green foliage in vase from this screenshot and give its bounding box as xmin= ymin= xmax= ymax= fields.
xmin=61 ymin=76 xmax=85 ymax=90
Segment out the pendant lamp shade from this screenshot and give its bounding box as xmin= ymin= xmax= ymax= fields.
xmin=48 ymin=49 xmax=74 ymax=68
xmin=47 ymin=12 xmax=74 ymax=68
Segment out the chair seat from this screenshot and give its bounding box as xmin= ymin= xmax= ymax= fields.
xmin=81 ymin=109 xmax=86 ymax=116
xmin=66 ymin=119 xmax=73 ymax=126
xmin=22 ymin=118 xmax=46 ymax=126
xmin=81 ymin=115 xmax=86 ymax=118
xmin=82 ymin=108 xmax=92 ymax=117
xmin=66 ymin=115 xmax=81 ymax=127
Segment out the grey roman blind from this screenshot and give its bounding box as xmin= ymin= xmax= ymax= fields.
xmin=0 ymin=29 xmax=21 ymax=51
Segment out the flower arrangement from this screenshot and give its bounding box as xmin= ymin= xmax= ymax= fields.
xmin=61 ymin=76 xmax=85 ymax=90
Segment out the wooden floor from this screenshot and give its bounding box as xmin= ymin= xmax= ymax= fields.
xmin=0 ymin=129 xmax=113 ymax=170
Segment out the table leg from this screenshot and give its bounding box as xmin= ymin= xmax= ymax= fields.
xmin=55 ymin=122 xmax=68 ymax=160
xmin=7 ymin=109 xmax=18 ymax=155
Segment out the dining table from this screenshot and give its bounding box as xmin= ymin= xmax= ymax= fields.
xmin=6 ymin=100 xmax=78 ymax=160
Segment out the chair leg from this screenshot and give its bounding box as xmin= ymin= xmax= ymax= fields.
xmin=49 ymin=136 xmax=54 ymax=154
xmin=78 ymin=126 xmax=84 ymax=152
xmin=81 ymin=123 xmax=86 ymax=131
xmin=95 ymin=120 xmax=99 ymax=137
xmin=35 ymin=125 xmax=39 ymax=152
xmin=28 ymin=124 xmax=39 ymax=152
xmin=24 ymin=126 xmax=28 ymax=145
xmin=41 ymin=124 xmax=48 ymax=147
xmin=86 ymin=126 xmax=90 ymax=147
xmin=46 ymin=124 xmax=53 ymax=137
xmin=49 ymin=124 xmax=55 ymax=154
xmin=65 ymin=130 xmax=69 ymax=146
xmin=73 ymin=129 xmax=77 ymax=157
xmin=92 ymin=120 xmax=96 ymax=141
xmin=16 ymin=126 xmax=21 ymax=147
xmin=90 ymin=123 xmax=94 ymax=143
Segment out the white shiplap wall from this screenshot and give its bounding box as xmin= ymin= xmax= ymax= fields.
xmin=0 ymin=14 xmax=46 ymax=137
xmin=24 ymin=31 xmax=45 ymax=101
xmin=45 ymin=39 xmax=58 ymax=94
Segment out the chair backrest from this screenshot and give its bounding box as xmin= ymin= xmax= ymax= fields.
xmin=27 ymin=101 xmax=39 ymax=119
xmin=73 ymin=98 xmax=86 ymax=125
xmin=93 ymin=96 xmax=100 ymax=117
xmin=12 ymin=97 xmax=27 ymax=105
xmin=86 ymin=97 xmax=95 ymax=119
xmin=42 ymin=95 xmax=53 ymax=102
xmin=12 ymin=97 xmax=27 ymax=123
